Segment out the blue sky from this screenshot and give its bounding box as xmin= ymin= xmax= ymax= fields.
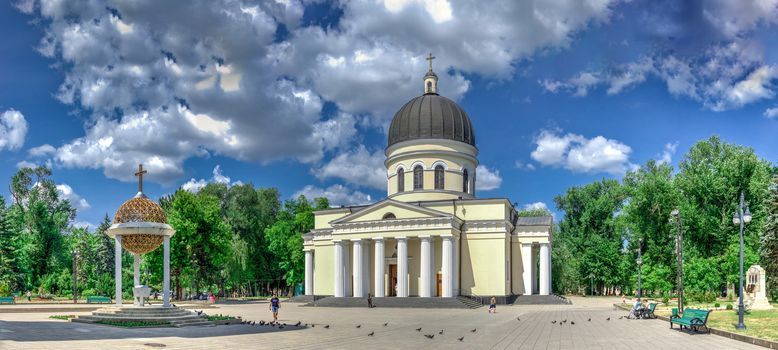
xmin=1 ymin=0 xmax=777 ymax=229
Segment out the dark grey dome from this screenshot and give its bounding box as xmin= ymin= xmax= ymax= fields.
xmin=387 ymin=94 xmax=475 ymax=148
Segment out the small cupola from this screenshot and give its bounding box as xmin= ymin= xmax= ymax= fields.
xmin=424 ymin=52 xmax=438 ymax=95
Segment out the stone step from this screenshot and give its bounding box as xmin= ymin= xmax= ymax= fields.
xmin=305 ymin=297 xmax=472 ymax=309
xmin=456 ymin=296 xmax=484 ymax=309
xmin=170 ymin=319 xmax=215 ymax=327
xmin=76 ymin=315 xmax=204 ymax=322
xmin=512 ymin=294 xmax=572 ymax=305
xmin=93 ymin=310 xmax=192 ymax=316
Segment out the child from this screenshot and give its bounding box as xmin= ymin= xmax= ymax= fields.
xmin=489 ymin=296 xmax=497 ymax=313
xmin=269 ymin=294 xmax=280 ymax=322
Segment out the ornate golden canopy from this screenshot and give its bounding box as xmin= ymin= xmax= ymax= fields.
xmin=113 ymin=194 xmax=168 ymax=224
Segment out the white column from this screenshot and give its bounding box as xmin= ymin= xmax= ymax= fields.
xmin=374 ymin=238 xmax=385 ymax=297
xmin=540 ymin=243 xmax=550 ymax=295
xmin=522 ymin=243 xmax=532 ymax=295
xmin=114 ymin=236 xmax=122 ymax=306
xmin=304 ymin=250 xmax=314 ymax=295
xmin=133 ymin=253 xmax=140 ymax=306
xmin=442 ymin=236 xmax=454 ymax=297
xmin=397 ymin=237 xmax=408 ymax=297
xmin=531 ymin=245 xmax=538 ymax=294
xmin=352 ymin=239 xmax=365 ymax=298
xmin=453 ymin=236 xmax=459 ymax=296
xmin=133 ymin=254 xmax=140 ymax=286
xmin=334 ymin=241 xmax=344 ymax=297
xmin=343 ymin=242 xmax=351 ymax=297
xmin=420 ymin=236 xmax=432 ymax=297
xmin=163 ymin=236 xmax=170 ymax=307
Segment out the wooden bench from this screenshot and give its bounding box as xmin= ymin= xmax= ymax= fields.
xmin=86 ymin=296 xmax=112 ymax=304
xmin=670 ymin=308 xmax=711 ymax=333
xmin=0 ymin=297 xmax=15 ymax=304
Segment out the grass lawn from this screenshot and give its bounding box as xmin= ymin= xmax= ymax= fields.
xmin=650 ymin=300 xmax=778 ymax=342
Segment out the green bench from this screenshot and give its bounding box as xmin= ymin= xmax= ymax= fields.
xmin=670 ymin=308 xmax=711 ymax=333
xmin=643 ymin=302 xmax=657 ymax=319
xmin=86 ymin=296 xmax=112 ymax=304
xmin=0 ymin=297 xmax=15 ymax=304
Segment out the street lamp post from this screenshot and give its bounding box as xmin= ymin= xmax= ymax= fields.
xmin=671 ymin=209 xmax=684 ymax=313
xmin=733 ymin=191 xmax=752 ymax=330
xmin=72 ymin=250 xmax=79 ymax=304
xmin=637 ymin=239 xmax=643 ymax=302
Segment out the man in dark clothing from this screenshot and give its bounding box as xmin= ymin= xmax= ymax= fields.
xmin=367 ymin=293 xmax=373 ymax=308
xmin=269 ymin=294 xmax=280 ymax=322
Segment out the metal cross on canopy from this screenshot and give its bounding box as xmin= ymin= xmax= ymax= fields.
xmin=134 ymin=164 xmax=147 ymax=193
xmin=426 ymin=52 xmax=435 ymax=71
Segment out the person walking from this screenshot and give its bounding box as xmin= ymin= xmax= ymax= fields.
xmin=269 ymin=294 xmax=280 ymax=322
xmin=367 ymin=293 xmax=373 ymax=308
xmin=26 ymin=291 xmax=31 ymax=302
xmin=489 ymin=296 xmax=497 ymax=313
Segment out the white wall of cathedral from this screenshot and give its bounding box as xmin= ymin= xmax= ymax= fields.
xmin=385 ymin=139 xmax=478 ymax=201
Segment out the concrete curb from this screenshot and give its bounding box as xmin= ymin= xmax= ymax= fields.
xmin=613 ymin=303 xmax=778 ymax=349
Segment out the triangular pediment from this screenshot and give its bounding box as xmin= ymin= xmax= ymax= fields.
xmin=330 ymin=199 xmax=450 ymax=224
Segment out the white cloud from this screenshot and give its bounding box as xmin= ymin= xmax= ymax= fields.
xmin=181 ymin=165 xmax=234 ymax=192
xmin=315 ymin=145 xmax=386 ymax=190
xmin=514 ymin=161 xmax=536 ymax=171
xmin=475 ymin=165 xmax=502 ymax=191
xmin=0 ymin=109 xmax=28 ymax=151
xmin=18 ymin=0 xmax=619 ymax=184
xmin=56 ymin=184 xmax=90 ymax=210
xmin=657 ymin=142 xmax=678 ymax=165
xmin=16 ymin=160 xmax=38 ymax=169
xmin=531 ymin=129 xmax=634 ymax=175
xmin=765 ymin=107 xmax=778 ymax=119
xmin=294 ymin=184 xmax=373 ymax=207
xmin=522 ymin=202 xmax=549 ymax=211
xmin=28 ymin=144 xmax=56 ymax=157
xmin=72 ymin=221 xmax=97 ymax=230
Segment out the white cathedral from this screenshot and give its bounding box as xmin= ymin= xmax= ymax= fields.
xmin=302 ymin=56 xmax=553 ymax=302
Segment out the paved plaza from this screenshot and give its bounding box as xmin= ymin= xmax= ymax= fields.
xmin=0 ymin=297 xmax=763 ymax=349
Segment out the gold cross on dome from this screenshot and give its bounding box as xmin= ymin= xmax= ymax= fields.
xmin=134 ymin=164 xmax=147 ymax=193
xmin=426 ymin=52 xmax=435 ymax=71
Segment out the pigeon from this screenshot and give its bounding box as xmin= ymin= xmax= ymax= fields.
xmin=588 ymin=318 xmax=591 ymax=322
xmin=172 ymin=303 xmax=177 ymax=307
xmin=470 ymin=328 xmax=477 ymax=333
xmin=294 ymin=321 xmax=301 ymax=327
xmin=606 ymin=317 xmax=611 ymax=321
xmin=259 ymin=320 xmax=265 ymax=325
xmin=250 ymin=321 xmax=256 ymax=326
xmin=196 ymin=310 xmax=203 ymax=316
xmin=368 ymin=331 xmax=374 ymax=336
xmin=562 ymin=320 xmax=567 ymax=324
xmin=618 ymin=316 xmax=623 ymax=319
xmin=438 ymin=330 xmax=444 ymax=335
xmin=571 ymin=321 xmax=575 ymax=325
xmin=551 ymin=320 xmax=557 ymax=324
xmin=424 ymin=334 xmax=434 ymax=339
xmin=383 ymin=322 xmax=389 ymax=326
xmin=324 ymin=325 xmax=330 ymax=329
xmin=356 ymin=325 xmax=361 ymax=328
xmin=278 ymin=326 xmax=284 ymax=329
xmin=458 ymin=336 xmax=464 ymax=342
xmin=311 ymin=324 xmax=315 ymax=328
xmin=516 ymin=316 xmax=521 ymax=321
xmin=416 ymin=327 xmax=422 ymax=332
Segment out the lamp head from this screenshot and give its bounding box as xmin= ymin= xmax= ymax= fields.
xmin=743 ymin=206 xmax=752 ymax=223
xmin=671 ymin=209 xmax=679 ymax=217
xmin=732 ymin=211 xmax=740 ymax=225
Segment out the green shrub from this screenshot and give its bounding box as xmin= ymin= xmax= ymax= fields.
xmin=662 ymin=295 xmax=669 ymax=305
xmin=714 ymin=302 xmax=720 ymax=309
xmin=726 ymin=304 xmax=733 ymax=310
xmin=0 ymin=282 xmax=10 ymax=297
xmin=81 ymin=289 xmax=96 ymax=298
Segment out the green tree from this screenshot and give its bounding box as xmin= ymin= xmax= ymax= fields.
xmin=764 ymin=174 xmax=778 ymax=300
xmin=9 ymin=167 xmax=75 ymax=288
xmin=0 ymin=195 xmax=22 ymax=290
xmin=147 ymin=189 xmax=232 ymax=299
xmin=265 ymin=196 xmax=328 ymax=294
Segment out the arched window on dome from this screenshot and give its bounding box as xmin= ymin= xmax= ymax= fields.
xmin=397 ymin=168 xmax=405 ymax=192
xmin=434 ymin=165 xmax=445 ymax=190
xmin=462 ymin=169 xmax=469 ymax=194
xmin=413 ymin=165 xmax=424 ymax=190
xmin=382 ymin=213 xmax=396 ymax=220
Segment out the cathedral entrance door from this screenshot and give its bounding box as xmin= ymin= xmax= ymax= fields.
xmin=436 ymin=272 xmax=442 ymax=297
xmin=389 ymin=264 xmax=398 ymax=297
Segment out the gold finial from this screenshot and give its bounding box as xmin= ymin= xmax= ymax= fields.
xmin=134 ymin=164 xmax=148 ymax=193
xmin=426 ymin=52 xmax=435 ymax=72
